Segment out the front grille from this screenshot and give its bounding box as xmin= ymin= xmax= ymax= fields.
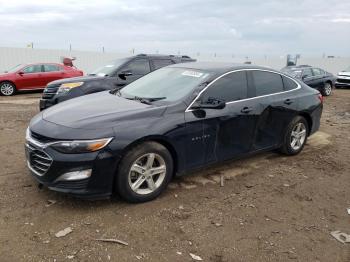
xmin=42 ymin=84 xmax=60 ymax=99
xmin=337 ymin=78 xmax=350 ymax=84
xmin=53 ymin=179 xmax=89 ymax=190
xmin=27 ymin=143 xmax=53 ymax=176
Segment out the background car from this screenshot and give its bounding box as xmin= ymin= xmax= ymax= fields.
xmin=26 ymin=63 xmax=323 ymax=203
xmin=0 ymin=63 xmax=83 ymax=96
xmin=281 ymin=65 xmax=335 ymax=96
xmin=39 ymin=54 xmax=196 ymax=110
xmin=335 ymin=66 xmax=350 ymax=89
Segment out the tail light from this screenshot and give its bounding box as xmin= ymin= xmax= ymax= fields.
xmin=318 ymin=94 xmax=323 ymax=103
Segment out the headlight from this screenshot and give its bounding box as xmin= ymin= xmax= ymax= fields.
xmin=50 ymin=138 xmax=113 ymax=154
xmin=57 ymin=82 xmax=84 ymax=94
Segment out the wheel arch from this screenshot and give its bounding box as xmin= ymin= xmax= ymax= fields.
xmin=119 ymin=135 xmax=179 ymax=176
xmin=0 ymin=80 xmax=17 ymax=88
xmin=298 ymin=112 xmax=313 ymax=136
xmin=325 ymin=80 xmax=333 ymax=87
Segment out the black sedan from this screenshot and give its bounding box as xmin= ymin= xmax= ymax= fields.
xmin=281 ymin=65 xmax=335 ymax=96
xmin=25 ymin=63 xmax=323 ymax=203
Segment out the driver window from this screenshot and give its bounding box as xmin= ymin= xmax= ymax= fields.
xmin=123 ymin=59 xmax=151 ymax=75
xmin=302 ymin=68 xmax=313 ymax=78
xmin=199 ymin=71 xmax=248 ymax=103
xmin=22 ymin=65 xmax=42 ymax=73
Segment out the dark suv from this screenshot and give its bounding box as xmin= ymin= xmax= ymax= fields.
xmin=40 ymin=54 xmax=195 ymax=110
xmin=281 ymin=65 xmax=335 ymax=96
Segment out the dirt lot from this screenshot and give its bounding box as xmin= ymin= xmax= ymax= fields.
xmin=0 ymin=90 xmax=349 ymax=262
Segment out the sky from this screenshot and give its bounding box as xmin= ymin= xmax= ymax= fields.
xmin=0 ymin=0 xmax=349 ymax=57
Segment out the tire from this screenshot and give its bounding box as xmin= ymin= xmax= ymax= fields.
xmin=280 ymin=116 xmax=309 ymax=155
xmin=0 ymin=82 xmax=16 ymax=96
xmin=321 ymin=82 xmax=332 ymax=96
xmin=115 ymin=141 xmax=173 ymax=203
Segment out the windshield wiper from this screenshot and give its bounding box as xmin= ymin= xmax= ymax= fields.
xmin=128 ymin=96 xmax=167 ymax=105
xmin=110 ymin=88 xmax=122 ymax=96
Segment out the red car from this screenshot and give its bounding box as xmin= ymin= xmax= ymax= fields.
xmin=0 ymin=63 xmax=83 ymax=96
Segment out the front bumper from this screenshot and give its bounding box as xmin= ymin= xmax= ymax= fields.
xmin=25 ymin=139 xmax=120 ymax=200
xmin=39 ymin=99 xmax=56 ymax=111
xmin=335 ymin=82 xmax=350 ymax=87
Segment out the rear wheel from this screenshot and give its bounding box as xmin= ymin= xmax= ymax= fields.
xmin=115 ymin=142 xmax=173 ymax=203
xmin=0 ymin=82 xmax=16 ymax=96
xmin=321 ymin=82 xmax=332 ymax=96
xmin=280 ymin=116 xmax=309 ymax=155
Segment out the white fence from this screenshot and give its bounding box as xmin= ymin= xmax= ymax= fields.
xmin=0 ymin=47 xmax=349 ymax=75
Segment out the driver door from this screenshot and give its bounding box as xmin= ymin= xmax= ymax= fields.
xmin=184 ymin=70 xmax=256 ymax=169
xmin=16 ymin=64 xmax=44 ymax=89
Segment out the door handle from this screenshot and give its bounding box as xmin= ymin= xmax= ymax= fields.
xmin=284 ymin=99 xmax=293 ymax=105
xmin=241 ymin=106 xmax=253 ymax=113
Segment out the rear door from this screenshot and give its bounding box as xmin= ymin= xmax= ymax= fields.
xmin=250 ymin=70 xmax=298 ymax=150
xmin=42 ymin=64 xmax=65 ymax=85
xmin=16 ymin=64 xmax=44 ymax=89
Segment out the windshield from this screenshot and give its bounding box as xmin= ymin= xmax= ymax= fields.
xmin=118 ymin=67 xmax=211 ymax=102
xmin=344 ymin=66 xmax=350 ymax=72
xmin=89 ymin=58 xmax=128 ymax=76
xmin=6 ymin=64 xmax=24 ymax=73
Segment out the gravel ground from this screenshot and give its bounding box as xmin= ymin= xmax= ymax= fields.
xmin=0 ymin=89 xmax=349 ymax=262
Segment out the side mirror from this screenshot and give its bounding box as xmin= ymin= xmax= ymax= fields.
xmin=118 ymin=70 xmax=133 ymax=79
xmin=18 ymin=71 xmax=24 ymax=76
xmin=192 ymin=97 xmax=226 ymax=110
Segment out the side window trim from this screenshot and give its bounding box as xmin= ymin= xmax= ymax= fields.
xmin=186 ymin=69 xmax=301 ymax=112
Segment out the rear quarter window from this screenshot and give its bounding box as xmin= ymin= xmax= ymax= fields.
xmin=252 ymin=71 xmax=284 ymax=96
xmin=282 ymin=76 xmax=298 ymax=91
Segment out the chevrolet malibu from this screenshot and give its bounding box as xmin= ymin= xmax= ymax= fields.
xmin=25 ymin=63 xmax=323 ymax=203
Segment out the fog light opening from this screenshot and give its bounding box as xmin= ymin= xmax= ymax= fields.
xmin=56 ymin=169 xmax=92 ymax=182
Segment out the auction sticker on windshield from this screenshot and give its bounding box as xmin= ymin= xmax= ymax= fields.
xmin=182 ymin=71 xmax=204 ymax=78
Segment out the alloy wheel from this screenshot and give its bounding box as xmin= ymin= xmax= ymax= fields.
xmin=324 ymin=83 xmax=332 ymax=96
xmin=128 ymin=153 xmax=167 ymax=195
xmin=0 ymin=83 xmax=15 ymax=96
xmin=290 ymin=122 xmax=307 ymax=151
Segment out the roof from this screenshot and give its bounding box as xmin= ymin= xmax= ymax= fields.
xmin=169 ymin=62 xmax=276 ymax=74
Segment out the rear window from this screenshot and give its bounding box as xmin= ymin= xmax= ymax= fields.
xmin=252 ymin=71 xmax=284 ymax=96
xmin=43 ymin=64 xmax=61 ymax=72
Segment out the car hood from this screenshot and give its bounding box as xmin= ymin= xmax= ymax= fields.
xmin=338 ymin=71 xmax=350 ymax=77
xmin=41 ymin=91 xmax=167 ymax=129
xmin=0 ymin=72 xmax=13 ymax=78
xmin=48 ymin=75 xmax=106 ymax=85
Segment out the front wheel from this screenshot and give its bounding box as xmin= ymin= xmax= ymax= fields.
xmin=115 ymin=142 xmax=173 ymax=203
xmin=321 ymin=82 xmax=332 ymax=96
xmin=0 ymin=82 xmax=16 ymax=96
xmin=280 ymin=116 xmax=309 ymax=155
